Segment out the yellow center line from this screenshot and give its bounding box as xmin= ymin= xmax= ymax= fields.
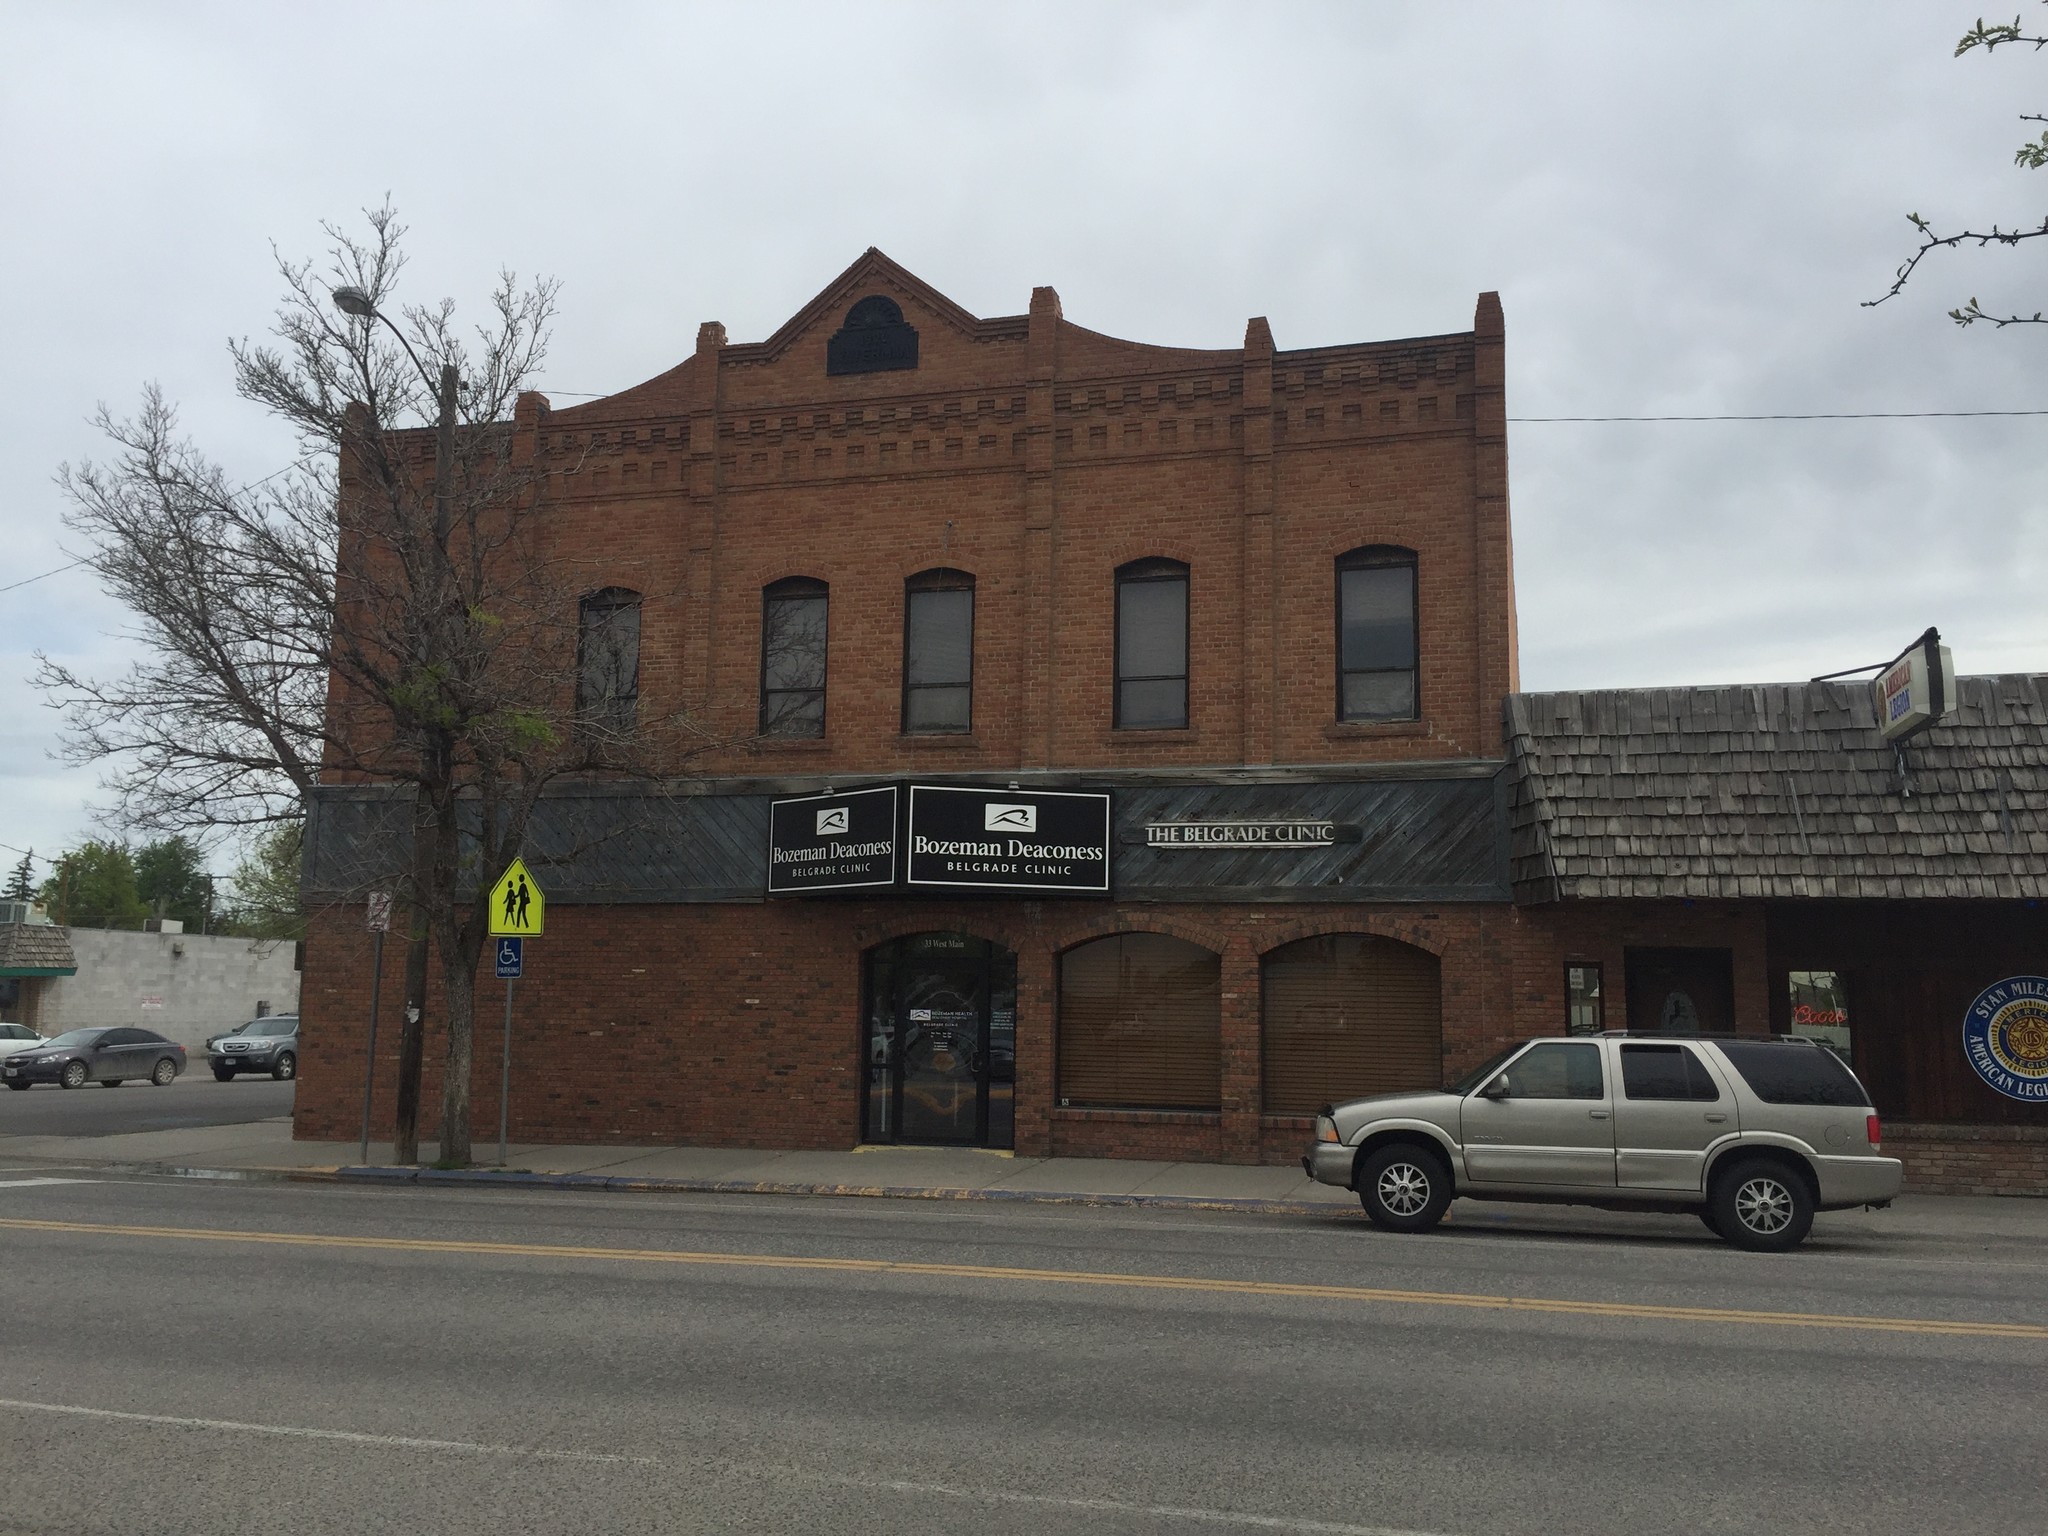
xmin=4 ymin=1216 xmax=2042 ymax=1340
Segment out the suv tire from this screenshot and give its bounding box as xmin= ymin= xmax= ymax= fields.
xmin=213 ymin=1067 xmax=235 ymax=1082
xmin=1357 ymin=1143 xmax=1453 ymax=1234
xmin=272 ymin=1052 xmax=296 ymax=1082
xmin=1711 ymin=1157 xmax=1815 ymax=1252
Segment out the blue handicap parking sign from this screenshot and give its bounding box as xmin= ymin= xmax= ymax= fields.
xmin=495 ymin=937 xmax=524 ymax=979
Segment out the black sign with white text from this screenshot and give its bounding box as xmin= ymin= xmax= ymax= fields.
xmin=767 ymin=784 xmax=900 ymax=895
xmin=906 ymin=785 xmax=1111 ymax=895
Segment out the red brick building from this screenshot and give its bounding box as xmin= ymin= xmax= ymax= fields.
xmin=297 ymin=252 xmax=2047 ymax=1192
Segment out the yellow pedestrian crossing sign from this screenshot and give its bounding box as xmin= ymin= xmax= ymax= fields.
xmin=487 ymin=858 xmax=544 ymax=937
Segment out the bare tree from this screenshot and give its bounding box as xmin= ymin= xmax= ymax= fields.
xmin=43 ymin=205 xmax=709 ymax=1164
xmin=1867 ymin=9 xmax=2048 ymax=326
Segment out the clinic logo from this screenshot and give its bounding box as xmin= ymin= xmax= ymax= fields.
xmin=1963 ymin=976 xmax=2048 ymax=1102
xmin=816 ymin=806 xmax=849 ymax=837
xmin=985 ymin=803 xmax=1036 ymax=832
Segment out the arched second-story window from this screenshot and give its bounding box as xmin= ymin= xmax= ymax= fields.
xmin=1115 ymin=557 xmax=1189 ymax=730
xmin=902 ymin=568 xmax=974 ymax=734
xmin=1336 ymin=546 xmax=1418 ymax=722
xmin=575 ymin=587 xmax=641 ymax=737
xmin=760 ymin=577 xmax=828 ymax=737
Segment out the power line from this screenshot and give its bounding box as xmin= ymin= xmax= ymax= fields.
xmin=1508 ymin=409 xmax=2048 ymax=422
xmin=0 ymin=559 xmax=86 ymax=595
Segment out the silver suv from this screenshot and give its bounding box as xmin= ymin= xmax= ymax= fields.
xmin=1304 ymin=1032 xmax=1902 ymax=1251
xmin=206 ymin=1015 xmax=299 ymax=1081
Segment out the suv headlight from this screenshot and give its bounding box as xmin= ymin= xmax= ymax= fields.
xmin=1315 ymin=1115 xmax=1340 ymax=1144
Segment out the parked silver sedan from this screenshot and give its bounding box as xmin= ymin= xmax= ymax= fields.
xmin=1305 ymin=1032 xmax=1903 ymax=1251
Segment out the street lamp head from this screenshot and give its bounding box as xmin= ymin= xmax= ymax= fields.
xmin=330 ymin=285 xmax=377 ymax=318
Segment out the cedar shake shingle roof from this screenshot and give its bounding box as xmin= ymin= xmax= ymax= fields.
xmin=1505 ymin=674 xmax=2048 ymax=902
xmin=0 ymin=922 xmax=78 ymax=975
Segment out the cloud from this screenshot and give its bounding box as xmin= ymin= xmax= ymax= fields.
xmin=2 ymin=1 xmax=2040 ymax=859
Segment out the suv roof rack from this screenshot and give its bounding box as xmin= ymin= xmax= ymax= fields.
xmin=1593 ymin=1030 xmax=1816 ymax=1044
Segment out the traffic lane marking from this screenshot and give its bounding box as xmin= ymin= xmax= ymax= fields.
xmin=0 ymin=1397 xmax=1450 ymax=1536
xmin=0 ymin=1397 xmax=649 ymax=1465
xmin=0 ymin=1178 xmax=97 ymax=1188
xmin=3 ymin=1216 xmax=2043 ymax=1340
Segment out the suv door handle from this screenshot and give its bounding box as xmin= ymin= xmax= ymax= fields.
xmin=1588 ymin=1109 xmax=1610 ymax=1119
xmin=1704 ymin=1113 xmax=1728 ymax=1123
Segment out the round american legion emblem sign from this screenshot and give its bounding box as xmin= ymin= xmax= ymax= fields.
xmin=1963 ymin=976 xmax=2048 ymax=1102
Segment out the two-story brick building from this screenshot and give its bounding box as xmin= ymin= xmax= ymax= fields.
xmin=296 ymin=251 xmax=2046 ymax=1192
xmin=298 ymin=250 xmax=1522 ymax=1166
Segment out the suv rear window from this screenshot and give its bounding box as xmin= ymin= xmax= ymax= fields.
xmin=1718 ymin=1040 xmax=1869 ymax=1107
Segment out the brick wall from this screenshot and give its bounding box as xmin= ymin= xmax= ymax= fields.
xmin=324 ymin=251 xmax=1516 ymax=782
xmin=1884 ymin=1122 xmax=2048 ymax=1197
xmin=294 ymin=898 xmax=1521 ymax=1163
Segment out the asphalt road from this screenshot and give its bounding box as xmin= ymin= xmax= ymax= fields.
xmin=0 ymin=1176 xmax=2041 ymax=1536
xmin=0 ymin=1073 xmax=294 ymax=1137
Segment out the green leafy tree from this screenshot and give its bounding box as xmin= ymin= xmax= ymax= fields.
xmin=134 ymin=835 xmax=212 ymax=930
xmin=2 ymin=851 xmax=32 ymax=903
xmin=39 ymin=841 xmax=148 ymax=930
xmin=219 ymin=823 xmax=304 ymax=940
xmin=1869 ymin=9 xmax=2048 ymax=325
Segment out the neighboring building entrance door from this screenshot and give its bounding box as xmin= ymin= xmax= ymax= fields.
xmin=863 ymin=933 xmax=1016 ymax=1148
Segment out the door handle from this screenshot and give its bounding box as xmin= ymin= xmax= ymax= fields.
xmin=1704 ymin=1113 xmax=1728 ymax=1123
xmin=1588 ymin=1109 xmax=1610 ymax=1119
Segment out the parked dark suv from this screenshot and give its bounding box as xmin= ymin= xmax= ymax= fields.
xmin=206 ymin=1015 xmax=299 ymax=1081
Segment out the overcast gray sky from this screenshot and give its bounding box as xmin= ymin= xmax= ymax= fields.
xmin=3 ymin=1 xmax=2043 ymax=877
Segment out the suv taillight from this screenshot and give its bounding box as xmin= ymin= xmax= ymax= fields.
xmin=1867 ymin=1113 xmax=1882 ymax=1150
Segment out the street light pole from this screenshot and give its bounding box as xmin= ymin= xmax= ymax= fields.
xmin=331 ymin=285 xmax=458 ymax=1167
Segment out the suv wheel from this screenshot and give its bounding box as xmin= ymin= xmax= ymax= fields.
xmin=272 ymin=1051 xmax=296 ymax=1082
xmin=1711 ymin=1158 xmax=1815 ymax=1252
xmin=213 ymin=1067 xmax=235 ymax=1082
xmin=1357 ymin=1143 xmax=1453 ymax=1233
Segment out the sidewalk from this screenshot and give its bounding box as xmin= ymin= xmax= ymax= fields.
xmin=0 ymin=1115 xmax=1357 ymax=1213
xmin=5 ymin=1117 xmax=2045 ymax=1241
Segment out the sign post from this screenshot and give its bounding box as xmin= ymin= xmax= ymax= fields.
xmin=487 ymin=860 xmax=543 ymax=1167
xmin=359 ymin=892 xmax=393 ymax=1166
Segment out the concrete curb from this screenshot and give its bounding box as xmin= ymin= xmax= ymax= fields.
xmin=95 ymin=1157 xmax=1358 ymax=1218
xmin=325 ymin=1163 xmax=1358 ymax=1217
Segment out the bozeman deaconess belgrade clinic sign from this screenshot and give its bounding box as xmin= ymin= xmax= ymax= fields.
xmin=906 ymin=785 xmax=1110 ymax=894
xmin=766 ymin=783 xmax=1112 ymax=896
xmin=766 ymin=784 xmax=900 ymax=895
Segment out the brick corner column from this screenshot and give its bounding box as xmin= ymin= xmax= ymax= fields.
xmin=1020 ymin=286 xmax=1062 ymax=769
xmin=1239 ymin=318 xmax=1276 ymax=766
xmin=1220 ymin=933 xmax=1262 ymax=1163
xmin=1013 ymin=928 xmax=1058 ymax=1157
xmin=1471 ymin=293 xmax=1518 ymax=748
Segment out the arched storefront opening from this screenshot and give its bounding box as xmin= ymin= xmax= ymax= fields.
xmin=1261 ymin=934 xmax=1442 ymax=1115
xmin=1058 ymin=933 xmax=1222 ymax=1111
xmin=863 ymin=932 xmax=1017 ymax=1148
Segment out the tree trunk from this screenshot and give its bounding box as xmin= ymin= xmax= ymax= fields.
xmin=391 ymin=786 xmax=435 ymax=1165
xmin=437 ymin=932 xmax=475 ymax=1166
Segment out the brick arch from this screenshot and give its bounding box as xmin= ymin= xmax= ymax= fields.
xmin=1098 ymin=545 xmax=1199 ymax=575
xmin=1253 ymin=914 xmax=1448 ymax=959
xmin=754 ymin=568 xmax=834 ymax=591
xmin=1043 ymin=912 xmax=1233 ymax=959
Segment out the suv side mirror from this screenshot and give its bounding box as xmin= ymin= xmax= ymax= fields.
xmin=1480 ymin=1075 xmax=1511 ymax=1100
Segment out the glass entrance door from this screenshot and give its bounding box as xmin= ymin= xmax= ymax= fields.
xmin=863 ymin=933 xmax=1016 ymax=1148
